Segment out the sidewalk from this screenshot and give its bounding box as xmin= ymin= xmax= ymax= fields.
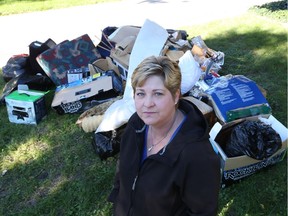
xmin=0 ymin=0 xmax=272 ymax=67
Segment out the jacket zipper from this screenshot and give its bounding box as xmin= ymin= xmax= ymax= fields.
xmin=128 ymin=174 xmax=138 ymax=215
xmin=128 ymin=125 xmax=145 ymax=215
xmin=132 ymin=175 xmax=138 ymax=190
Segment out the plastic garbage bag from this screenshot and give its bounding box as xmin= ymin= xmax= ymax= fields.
xmin=225 ymin=120 xmax=282 ymax=160
xmin=92 ymin=124 xmax=126 ymax=160
xmin=0 ymin=73 xmax=55 ymax=105
xmin=2 ymin=54 xmax=31 ymax=82
xmin=29 ymin=38 xmax=56 ymax=76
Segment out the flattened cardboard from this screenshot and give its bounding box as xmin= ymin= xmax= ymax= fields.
xmin=108 ymin=25 xmax=140 ymax=44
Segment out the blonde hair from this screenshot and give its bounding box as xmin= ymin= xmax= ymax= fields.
xmin=131 ymin=56 xmax=181 ymax=98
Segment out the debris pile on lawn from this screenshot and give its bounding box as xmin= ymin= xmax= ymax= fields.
xmin=1 ymin=19 xmax=287 ymax=186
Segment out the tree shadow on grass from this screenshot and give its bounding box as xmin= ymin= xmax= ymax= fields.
xmin=194 ymin=28 xmax=287 ymax=216
xmin=218 ymin=157 xmax=287 ymax=216
xmin=0 ymin=105 xmax=117 ymax=215
xmin=255 ymin=0 xmax=287 ymax=12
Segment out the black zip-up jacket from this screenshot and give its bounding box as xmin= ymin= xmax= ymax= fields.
xmin=108 ymin=99 xmax=221 ymax=216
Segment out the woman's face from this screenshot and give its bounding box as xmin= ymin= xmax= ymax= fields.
xmin=134 ymin=75 xmax=179 ymax=127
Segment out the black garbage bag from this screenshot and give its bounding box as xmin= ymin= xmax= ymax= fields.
xmin=29 ymin=38 xmax=56 ymax=76
xmin=2 ymin=54 xmax=31 ymax=82
xmin=225 ymin=120 xmax=282 ymax=160
xmin=92 ymin=124 xmax=126 ymax=160
xmin=0 ymin=73 xmax=55 ymax=105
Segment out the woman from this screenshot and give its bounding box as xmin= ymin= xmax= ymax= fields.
xmin=108 ymin=55 xmax=221 ymax=216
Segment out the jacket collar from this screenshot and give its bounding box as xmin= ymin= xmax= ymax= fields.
xmin=130 ymin=99 xmax=209 ymax=167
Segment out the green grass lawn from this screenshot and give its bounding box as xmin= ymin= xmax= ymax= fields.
xmin=0 ymin=0 xmax=118 ymax=16
xmin=0 ymin=1 xmax=287 ymax=216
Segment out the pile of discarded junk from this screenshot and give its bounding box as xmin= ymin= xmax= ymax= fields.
xmin=1 ymin=19 xmax=287 ymax=186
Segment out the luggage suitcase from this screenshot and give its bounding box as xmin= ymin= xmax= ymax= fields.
xmin=36 ymin=34 xmax=101 ymax=86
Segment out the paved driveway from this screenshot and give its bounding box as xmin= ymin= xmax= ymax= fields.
xmin=0 ymin=0 xmax=272 ymax=67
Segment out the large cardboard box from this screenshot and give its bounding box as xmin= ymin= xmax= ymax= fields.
xmin=209 ymin=115 xmax=288 ymax=187
xmin=204 ymin=75 xmax=271 ymax=124
xmin=5 ymin=88 xmax=48 ymax=125
xmin=51 ymin=74 xmax=114 ymax=114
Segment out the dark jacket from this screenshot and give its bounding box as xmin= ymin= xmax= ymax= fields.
xmin=108 ymin=99 xmax=221 ymax=216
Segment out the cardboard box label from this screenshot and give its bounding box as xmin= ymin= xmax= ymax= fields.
xmin=223 ymin=151 xmax=286 ymax=182
xmin=67 ymin=67 xmax=90 ymax=83
xmin=59 ymin=101 xmax=82 ymax=114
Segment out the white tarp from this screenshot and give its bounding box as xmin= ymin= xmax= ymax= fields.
xmin=96 ymin=19 xmax=169 ymax=133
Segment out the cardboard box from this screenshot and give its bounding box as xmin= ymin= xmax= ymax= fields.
xmin=209 ymin=115 xmax=288 ymax=187
xmin=110 ymin=35 xmax=136 ymax=81
xmin=66 ymin=67 xmax=90 ymax=83
xmin=108 ymin=25 xmax=140 ymax=44
xmin=51 ymin=74 xmax=114 ymax=114
xmin=89 ymin=57 xmax=121 ymax=77
xmin=110 ymin=36 xmax=134 ymax=81
xmin=165 ymin=50 xmax=184 ymax=62
xmin=205 ymin=75 xmax=271 ymax=124
xmin=5 ymin=88 xmax=48 ymax=125
xmin=112 ymin=60 xmax=128 ymax=81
